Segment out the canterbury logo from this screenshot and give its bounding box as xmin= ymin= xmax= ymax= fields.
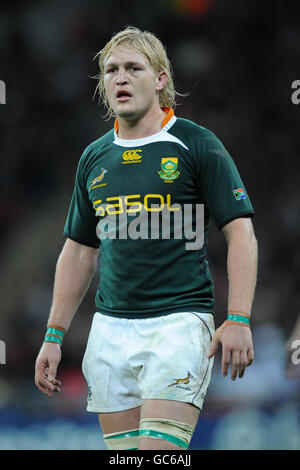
xmin=168 ymin=371 xmax=193 ymax=387
xmin=122 ymin=149 xmax=142 ymax=164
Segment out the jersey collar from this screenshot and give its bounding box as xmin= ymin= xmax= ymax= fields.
xmin=114 ymin=107 xmax=174 ymax=135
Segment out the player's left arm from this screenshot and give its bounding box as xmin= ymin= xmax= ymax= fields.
xmin=208 ymin=216 xmax=258 ymax=380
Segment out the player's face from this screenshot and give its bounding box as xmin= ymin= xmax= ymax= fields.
xmin=103 ymin=45 xmax=163 ymax=121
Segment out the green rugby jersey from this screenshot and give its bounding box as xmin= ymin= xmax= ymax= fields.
xmin=64 ymin=108 xmax=254 ymax=318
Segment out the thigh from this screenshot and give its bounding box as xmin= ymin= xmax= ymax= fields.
xmin=137 ymin=312 xmax=215 ymax=411
xmin=82 ymin=313 xmax=142 ymax=413
xmin=98 ymin=406 xmax=141 ymax=434
xmin=99 ymin=406 xmax=141 ymax=450
xmin=139 ymin=399 xmax=200 ymax=450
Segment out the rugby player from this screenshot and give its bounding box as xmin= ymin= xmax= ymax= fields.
xmin=35 ymin=27 xmax=258 ymax=450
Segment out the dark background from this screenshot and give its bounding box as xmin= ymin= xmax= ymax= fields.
xmin=0 ymin=0 xmax=299 ymax=449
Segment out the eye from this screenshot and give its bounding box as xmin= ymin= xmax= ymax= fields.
xmin=130 ymin=65 xmax=141 ymax=72
xmin=106 ymin=67 xmax=116 ymax=74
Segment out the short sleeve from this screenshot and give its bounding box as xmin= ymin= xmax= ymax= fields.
xmin=63 ymin=151 xmax=100 ymax=248
xmin=198 ymin=131 xmax=254 ymax=230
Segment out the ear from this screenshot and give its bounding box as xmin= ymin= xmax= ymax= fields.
xmin=156 ymin=70 xmax=168 ymax=92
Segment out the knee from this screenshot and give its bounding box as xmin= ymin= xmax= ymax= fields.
xmin=103 ymin=418 xmax=194 ymax=450
xmin=138 ymin=418 xmax=194 ymax=450
xmin=103 ymin=429 xmax=139 ymax=450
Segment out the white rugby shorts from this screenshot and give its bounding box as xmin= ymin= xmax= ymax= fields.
xmin=82 ymin=311 xmax=215 ymax=413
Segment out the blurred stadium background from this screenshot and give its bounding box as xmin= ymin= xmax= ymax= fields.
xmin=0 ymin=0 xmax=300 ymax=450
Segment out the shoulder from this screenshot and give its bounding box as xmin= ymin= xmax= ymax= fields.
xmin=75 ymin=129 xmax=115 ymax=178
xmin=169 ymin=116 xmax=233 ymax=169
xmin=169 ymin=116 xmax=219 ymax=148
xmin=81 ymin=129 xmax=115 ymax=162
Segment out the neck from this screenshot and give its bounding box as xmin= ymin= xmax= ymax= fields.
xmin=116 ymin=105 xmax=167 ymax=140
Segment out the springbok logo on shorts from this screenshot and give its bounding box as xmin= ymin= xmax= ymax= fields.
xmin=122 ymin=149 xmax=142 ymax=164
xmin=168 ymin=371 xmax=193 ymax=389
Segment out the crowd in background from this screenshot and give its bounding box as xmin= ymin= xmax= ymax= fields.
xmin=0 ymin=0 xmax=299 ymax=448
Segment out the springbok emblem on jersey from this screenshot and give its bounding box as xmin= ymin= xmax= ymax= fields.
xmin=158 ymin=157 xmax=180 ymax=182
xmin=168 ymin=371 xmax=193 ymax=387
xmin=89 ymin=169 xmax=107 ymax=190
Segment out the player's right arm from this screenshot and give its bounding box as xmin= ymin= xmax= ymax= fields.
xmin=35 ymin=238 xmax=99 ymax=397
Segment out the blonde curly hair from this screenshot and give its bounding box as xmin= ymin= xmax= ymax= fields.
xmin=94 ymin=26 xmax=178 ymax=119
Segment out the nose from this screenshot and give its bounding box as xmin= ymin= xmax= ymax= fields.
xmin=116 ymin=67 xmax=128 ymax=85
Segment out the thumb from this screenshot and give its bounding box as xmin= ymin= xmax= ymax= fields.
xmin=47 ymin=363 xmax=58 ymax=383
xmin=207 ymin=332 xmax=220 ymax=359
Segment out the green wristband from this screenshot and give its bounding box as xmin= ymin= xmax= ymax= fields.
xmin=44 ymin=327 xmax=65 ymax=345
xmin=227 ymin=314 xmax=250 ymax=325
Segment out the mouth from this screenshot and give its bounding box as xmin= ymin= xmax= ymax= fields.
xmin=116 ymin=90 xmax=132 ymax=102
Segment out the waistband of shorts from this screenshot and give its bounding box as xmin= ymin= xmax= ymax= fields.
xmin=94 ymin=310 xmax=213 ymax=323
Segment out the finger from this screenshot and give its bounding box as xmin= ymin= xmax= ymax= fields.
xmin=35 ymin=367 xmax=51 ymax=391
xmin=44 ymin=376 xmax=61 ymax=392
xmin=41 ymin=374 xmax=55 ymax=392
xmin=230 ymin=350 xmax=240 ymax=380
xmin=47 ymin=364 xmax=58 ymax=384
xmin=207 ymin=334 xmax=220 ymax=359
xmin=51 ymin=379 xmax=61 ymax=392
xmin=207 ymin=342 xmax=218 ymax=359
xmin=35 ymin=367 xmax=55 ymax=397
xmin=247 ymin=347 xmax=254 ymax=367
xmin=36 ymin=378 xmax=54 ymax=397
xmin=238 ymin=350 xmax=248 ymax=379
xmin=44 ymin=374 xmax=61 ymax=387
xmin=44 ymin=369 xmax=62 ymax=393
xmin=222 ymin=348 xmax=231 ymax=377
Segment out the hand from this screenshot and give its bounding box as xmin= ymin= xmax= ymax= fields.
xmin=208 ymin=321 xmax=254 ymax=380
xmin=35 ymin=342 xmax=62 ymax=397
